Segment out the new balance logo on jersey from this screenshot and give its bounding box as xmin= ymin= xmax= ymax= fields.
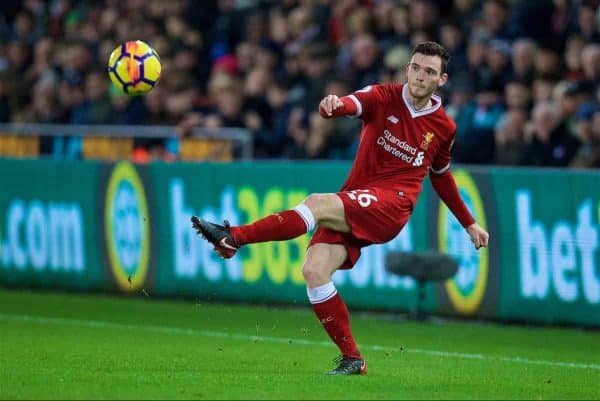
xmin=387 ymin=115 xmax=399 ymax=124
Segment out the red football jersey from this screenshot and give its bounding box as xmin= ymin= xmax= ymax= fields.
xmin=340 ymin=83 xmax=457 ymax=206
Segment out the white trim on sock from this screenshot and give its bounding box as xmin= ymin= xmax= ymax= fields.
xmin=307 ymin=282 xmax=337 ymax=304
xmin=292 ymin=204 xmax=316 ymax=232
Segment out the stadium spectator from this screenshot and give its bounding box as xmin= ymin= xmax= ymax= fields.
xmin=532 ymin=76 xmax=558 ymax=103
xmin=510 ymin=38 xmax=537 ymax=83
xmin=570 ymin=102 xmax=600 ymax=167
xmin=372 ymin=0 xmax=399 ymax=53
xmin=388 ymin=3 xmax=411 ymax=46
xmin=438 ymin=20 xmax=468 ymax=79
xmin=344 ymin=33 xmax=382 ymax=89
xmin=558 ymin=80 xmax=595 ymax=136
xmin=80 ymin=69 xmax=112 ymax=124
xmin=563 ymin=35 xmax=587 ymax=81
xmin=298 ymin=42 xmax=337 ymax=113
xmin=576 ymin=1 xmax=600 ymax=43
xmin=525 ymin=101 xmax=581 ymax=167
xmin=580 ymin=43 xmax=600 ymax=83
xmin=281 ymin=106 xmax=309 ymax=159
xmin=255 ymin=77 xmax=294 ymax=158
xmin=478 ymin=0 xmax=512 ymax=40
xmin=452 ymin=79 xmax=505 ymax=164
xmin=408 ymin=0 xmax=438 ymax=39
xmin=504 ymin=79 xmax=532 ymax=112
xmin=494 ymin=108 xmax=529 ymax=165
xmin=462 ymin=33 xmax=489 ymax=92
xmin=482 ymin=39 xmax=512 ymax=91
xmin=534 ymin=46 xmax=563 ymax=81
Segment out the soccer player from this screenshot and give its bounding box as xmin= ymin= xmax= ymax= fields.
xmin=191 ymin=42 xmax=489 ymax=375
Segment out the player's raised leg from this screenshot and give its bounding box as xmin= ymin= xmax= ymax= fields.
xmin=303 ymin=243 xmax=367 ymax=375
xmin=191 ymin=193 xmax=349 ymax=258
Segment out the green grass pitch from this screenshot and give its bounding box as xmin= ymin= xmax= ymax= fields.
xmin=0 ymin=288 xmax=598 ymax=400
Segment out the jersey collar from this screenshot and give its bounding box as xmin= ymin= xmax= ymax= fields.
xmin=402 ymin=84 xmax=442 ymax=118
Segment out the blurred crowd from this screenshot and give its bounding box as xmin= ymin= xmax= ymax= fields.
xmin=0 ymin=0 xmax=599 ymax=167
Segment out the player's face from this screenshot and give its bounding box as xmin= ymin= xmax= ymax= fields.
xmin=405 ymin=53 xmax=448 ymax=99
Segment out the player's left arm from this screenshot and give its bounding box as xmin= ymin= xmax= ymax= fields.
xmin=429 ymin=135 xmax=489 ymax=250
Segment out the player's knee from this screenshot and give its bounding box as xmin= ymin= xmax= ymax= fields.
xmin=302 ymin=263 xmax=329 ymax=286
xmin=303 ymin=194 xmax=322 ymax=214
xmin=303 ymin=193 xmax=333 ymax=222
xmin=302 ymin=244 xmax=340 ymax=285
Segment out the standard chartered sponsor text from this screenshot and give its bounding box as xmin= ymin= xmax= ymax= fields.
xmin=377 ymin=130 xmax=417 ymax=163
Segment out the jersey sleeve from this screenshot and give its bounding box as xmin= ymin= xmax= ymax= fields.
xmin=429 ymin=170 xmax=476 ymax=228
xmin=318 ymin=97 xmax=358 ymax=118
xmin=431 ymin=126 xmax=456 ymax=174
xmin=346 ymin=84 xmax=388 ymax=122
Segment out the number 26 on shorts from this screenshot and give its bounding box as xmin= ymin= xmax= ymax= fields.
xmin=346 ymin=189 xmax=378 ymax=207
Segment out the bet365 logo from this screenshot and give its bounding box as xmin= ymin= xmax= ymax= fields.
xmin=438 ymin=170 xmax=488 ymax=314
xmin=105 ymin=161 xmax=150 ymax=292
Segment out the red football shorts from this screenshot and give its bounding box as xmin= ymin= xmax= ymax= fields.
xmin=308 ymin=187 xmax=413 ymax=269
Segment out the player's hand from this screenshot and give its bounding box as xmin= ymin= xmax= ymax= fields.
xmin=319 ymin=94 xmax=344 ymax=117
xmin=466 ymin=223 xmax=489 ymax=250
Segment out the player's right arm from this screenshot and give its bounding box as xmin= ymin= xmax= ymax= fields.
xmin=318 ymin=94 xmax=358 ymax=118
xmin=318 ymin=84 xmax=388 ymax=120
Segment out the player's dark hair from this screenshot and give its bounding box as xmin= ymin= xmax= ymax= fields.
xmin=412 ymin=42 xmax=450 ymax=74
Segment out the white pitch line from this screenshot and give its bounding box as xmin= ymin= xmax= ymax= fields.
xmin=1 ymin=313 xmax=598 ymax=371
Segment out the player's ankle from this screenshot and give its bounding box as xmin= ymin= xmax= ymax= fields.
xmin=229 ymin=226 xmax=243 ymax=247
xmin=345 ymin=351 xmax=362 ymax=359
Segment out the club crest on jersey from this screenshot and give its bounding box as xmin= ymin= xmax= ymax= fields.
xmin=421 ymin=132 xmax=435 ymax=149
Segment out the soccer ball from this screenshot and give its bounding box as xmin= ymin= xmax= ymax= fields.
xmin=107 ymin=40 xmax=161 ymax=95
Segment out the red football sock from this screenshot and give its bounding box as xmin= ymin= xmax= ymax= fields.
xmin=230 ymin=209 xmax=308 ymax=246
xmin=312 ymin=293 xmax=361 ymax=358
